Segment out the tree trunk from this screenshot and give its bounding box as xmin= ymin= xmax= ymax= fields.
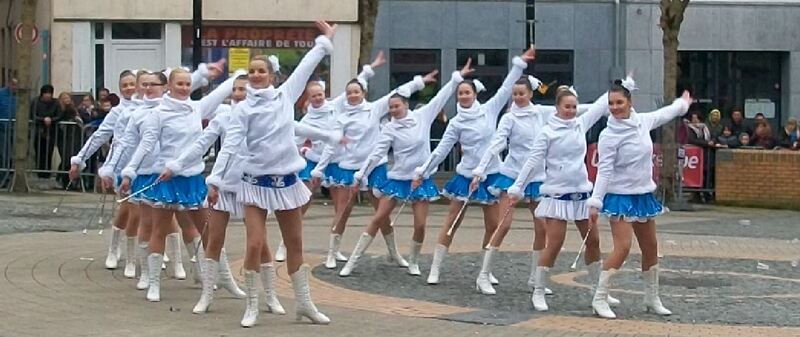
xmin=658 ymin=0 xmax=689 ymax=204
xmin=358 ymin=0 xmax=379 ymax=67
xmin=12 ymin=0 xmax=37 ymax=193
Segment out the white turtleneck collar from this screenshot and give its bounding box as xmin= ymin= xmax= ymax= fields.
xmin=457 ymin=100 xmax=483 ymax=120
xmin=160 ymin=94 xmax=193 ymax=113
xmin=509 ymin=101 xmax=535 ymax=117
xmin=245 ymin=84 xmax=280 ymax=107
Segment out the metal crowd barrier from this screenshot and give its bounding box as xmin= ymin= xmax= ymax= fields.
xmin=0 ymin=118 xmax=101 ymax=191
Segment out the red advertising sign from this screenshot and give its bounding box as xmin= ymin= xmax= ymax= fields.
xmin=681 ymin=145 xmax=704 ymax=188
xmin=585 ymin=144 xmax=703 ymax=188
xmin=181 ymin=26 xmax=319 ymax=49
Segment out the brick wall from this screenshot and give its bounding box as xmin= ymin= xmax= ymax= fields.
xmin=715 ymin=149 xmax=800 ymax=209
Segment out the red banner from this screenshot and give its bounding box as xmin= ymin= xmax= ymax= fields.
xmin=585 ymin=144 xmax=703 ymax=188
xmin=181 ymin=26 xmax=319 ymax=49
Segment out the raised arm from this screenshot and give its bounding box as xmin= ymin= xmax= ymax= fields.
xmin=577 ymin=92 xmax=610 ymax=130
xmin=281 ymin=22 xmax=336 ymax=104
xmin=197 ymin=69 xmax=247 ymax=119
xmin=472 ymin=113 xmax=513 ymax=180
xmin=641 ymin=91 xmax=692 ymax=131
xmin=414 ymin=121 xmax=460 ymax=179
xmin=507 ymin=131 xmax=549 ymax=200
xmin=483 ymin=46 xmax=535 ymax=121
xmin=371 ymin=76 xmax=427 ymax=122
xmin=417 ymin=71 xmax=462 ymax=126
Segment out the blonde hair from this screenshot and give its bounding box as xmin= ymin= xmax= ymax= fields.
xmin=135 ymin=69 xmax=151 ymax=83
xmin=168 ymin=68 xmax=191 ymax=83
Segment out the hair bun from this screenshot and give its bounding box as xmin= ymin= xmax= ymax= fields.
xmin=613 ymin=79 xmax=623 ymax=86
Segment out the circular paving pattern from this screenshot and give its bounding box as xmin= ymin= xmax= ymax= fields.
xmin=313 ymin=251 xmax=800 ymax=327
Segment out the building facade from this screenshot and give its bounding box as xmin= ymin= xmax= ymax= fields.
xmin=1 ymin=0 xmax=361 ymax=97
xmin=369 ymin=0 xmax=800 ymax=125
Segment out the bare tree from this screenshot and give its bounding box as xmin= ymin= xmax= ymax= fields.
xmin=658 ymin=0 xmax=690 ymax=205
xmin=12 ymin=0 xmax=37 ymax=192
xmin=357 ymin=0 xmax=380 ymax=67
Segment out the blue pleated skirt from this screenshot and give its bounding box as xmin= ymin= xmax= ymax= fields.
xmin=323 ymin=163 xmax=355 ymax=187
xmin=486 ymin=174 xmax=543 ymax=202
xmin=601 ymin=193 xmax=665 ymax=222
xmin=142 ymin=174 xmax=207 ymax=210
xmin=441 ymin=173 xmax=501 ymax=204
xmin=298 ymin=160 xmax=317 ymax=182
xmin=367 ymin=164 xmax=389 ymax=189
xmin=129 ymin=174 xmax=158 ymax=203
xmin=374 ymin=178 xmax=440 ymax=202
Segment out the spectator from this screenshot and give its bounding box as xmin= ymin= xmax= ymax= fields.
xmin=733 ymin=133 xmax=753 ymax=149
xmin=751 ymin=121 xmax=776 ymax=149
xmin=776 ymin=117 xmax=799 ymax=150
xmin=31 ymin=84 xmax=59 ymax=178
xmin=754 ymin=112 xmax=767 ymax=125
xmin=56 ymin=92 xmax=83 ymax=189
xmin=716 ymin=125 xmax=738 ymax=148
xmin=0 ymin=78 xmax=17 ymax=119
xmin=94 ymin=98 xmax=112 ymax=122
xmin=707 ymin=109 xmax=724 ymax=139
xmin=728 ymin=109 xmax=752 ymax=137
xmin=77 ymin=94 xmax=96 ymax=123
xmin=97 ymin=88 xmax=110 ymax=102
xmin=106 ymin=93 xmax=120 ymax=107
xmin=685 ymin=111 xmax=714 ymax=147
xmin=0 ymin=78 xmax=17 ymax=187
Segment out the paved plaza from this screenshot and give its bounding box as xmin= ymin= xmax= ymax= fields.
xmin=0 ymin=191 xmax=798 ymax=337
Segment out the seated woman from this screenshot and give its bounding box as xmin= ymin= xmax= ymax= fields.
xmin=776 ymin=118 xmax=799 ymax=150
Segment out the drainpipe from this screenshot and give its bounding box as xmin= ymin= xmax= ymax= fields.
xmin=612 ymin=0 xmax=623 ymax=80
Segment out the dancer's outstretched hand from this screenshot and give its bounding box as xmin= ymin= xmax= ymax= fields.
xmin=521 ymin=44 xmax=536 ymax=63
xmin=371 ymin=50 xmax=386 ymax=69
xmin=316 ymin=20 xmax=337 ymax=40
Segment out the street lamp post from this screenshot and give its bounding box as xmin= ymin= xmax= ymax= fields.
xmin=191 ymin=0 xmax=203 ymax=99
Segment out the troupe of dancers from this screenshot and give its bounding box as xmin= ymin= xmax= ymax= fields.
xmin=67 ymin=20 xmax=691 ymax=327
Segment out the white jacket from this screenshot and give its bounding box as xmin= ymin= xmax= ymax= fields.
xmin=311 ymin=75 xmax=427 ymax=174
xmin=508 ymin=93 xmax=609 ymax=198
xmin=355 ymin=71 xmax=463 ymax=181
xmin=122 ymin=72 xmax=240 ymax=179
xmin=587 ymin=97 xmax=691 ymax=209
xmin=415 ymin=56 xmax=528 ymax=179
xmin=296 ymin=65 xmax=375 ymax=163
xmin=207 ymin=35 xmax=333 ymax=188
xmin=98 ymin=98 xmax=159 ymax=178
xmin=70 ymin=97 xmax=133 ymax=170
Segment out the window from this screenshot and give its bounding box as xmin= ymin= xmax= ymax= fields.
xmin=94 ymin=23 xmax=104 ymax=39
xmin=456 ymin=49 xmax=508 ymax=102
xmin=94 ymin=44 xmax=104 ymax=98
xmin=111 ymin=23 xmax=161 ymax=40
xmin=526 ymin=50 xmax=574 ymax=105
xmin=678 ymin=51 xmax=783 ymax=123
xmin=390 ymin=49 xmax=440 ymax=107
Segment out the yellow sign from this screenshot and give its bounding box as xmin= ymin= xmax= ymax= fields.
xmin=228 ymin=48 xmax=250 ymax=73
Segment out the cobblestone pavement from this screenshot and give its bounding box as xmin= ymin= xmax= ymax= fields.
xmin=0 ymin=192 xmax=799 ymax=337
